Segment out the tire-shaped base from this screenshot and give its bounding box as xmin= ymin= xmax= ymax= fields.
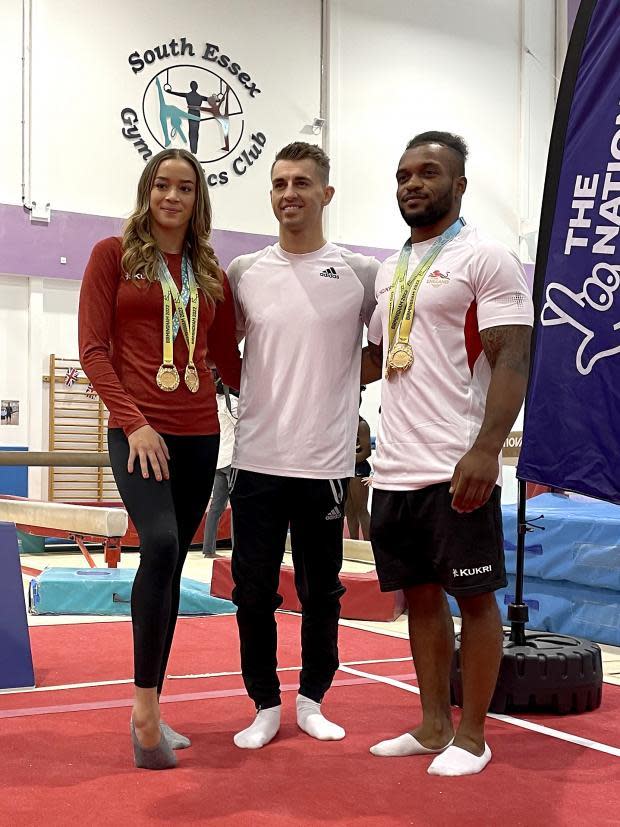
xmin=450 ymin=631 xmax=604 ymax=715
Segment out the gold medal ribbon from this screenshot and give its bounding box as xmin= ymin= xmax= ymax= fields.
xmin=158 ymin=254 xmax=200 ymax=393
xmin=386 ymin=218 xmax=465 ymax=377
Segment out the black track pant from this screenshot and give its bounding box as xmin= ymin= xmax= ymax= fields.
xmin=230 ymin=469 xmax=348 ymax=709
xmin=108 ymin=428 xmax=219 ymax=691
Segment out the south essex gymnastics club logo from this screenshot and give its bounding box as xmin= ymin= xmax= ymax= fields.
xmin=120 ymin=40 xmax=267 ymax=187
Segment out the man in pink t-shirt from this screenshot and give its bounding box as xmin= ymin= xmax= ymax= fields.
xmin=227 ymin=143 xmax=378 ymax=749
xmin=362 ymin=132 xmax=533 ymax=776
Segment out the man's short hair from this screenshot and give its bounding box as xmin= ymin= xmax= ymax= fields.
xmin=406 ymin=131 xmax=468 ymax=176
xmin=272 ymin=142 xmax=330 ymax=185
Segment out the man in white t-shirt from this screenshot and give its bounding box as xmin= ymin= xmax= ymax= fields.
xmin=362 ymin=132 xmax=533 ymax=777
xmin=227 ymin=142 xmax=378 ymax=749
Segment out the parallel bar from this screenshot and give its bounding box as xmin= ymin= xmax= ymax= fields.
xmin=0 ymin=452 xmax=110 ymax=467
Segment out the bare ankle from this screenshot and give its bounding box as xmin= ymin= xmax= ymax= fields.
xmin=132 ymin=705 xmax=160 ymax=729
xmin=453 ymin=730 xmax=486 ymax=755
xmin=422 ymin=710 xmax=453 ymax=734
xmin=411 ymin=717 xmax=454 ymax=749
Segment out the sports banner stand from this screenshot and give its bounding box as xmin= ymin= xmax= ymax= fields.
xmin=453 ymin=0 xmax=615 ymax=713
xmin=518 ymin=0 xmax=620 ymax=501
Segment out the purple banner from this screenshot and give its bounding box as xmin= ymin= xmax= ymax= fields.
xmin=518 ymin=0 xmax=620 ymax=502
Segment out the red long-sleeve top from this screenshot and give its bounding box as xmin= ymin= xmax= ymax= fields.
xmin=78 ymin=237 xmax=241 ymax=437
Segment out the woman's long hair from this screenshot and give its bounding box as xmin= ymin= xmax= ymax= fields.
xmin=121 ymin=148 xmax=224 ymax=302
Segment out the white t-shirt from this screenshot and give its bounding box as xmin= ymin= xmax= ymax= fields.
xmin=216 ymin=393 xmax=237 ymax=469
xmin=228 ymin=243 xmax=378 ymax=478
xmin=368 ymin=224 xmax=534 ymax=491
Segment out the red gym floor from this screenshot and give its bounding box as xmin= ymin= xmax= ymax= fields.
xmin=2 ymin=614 xmax=619 ymax=826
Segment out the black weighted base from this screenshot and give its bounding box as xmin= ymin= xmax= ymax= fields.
xmin=450 ymin=631 xmax=604 ymax=715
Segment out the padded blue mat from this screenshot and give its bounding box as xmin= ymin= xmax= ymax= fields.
xmin=448 ymin=574 xmax=620 ymax=646
xmin=29 ymin=568 xmax=236 ymax=617
xmin=502 ymin=493 xmax=620 ymax=592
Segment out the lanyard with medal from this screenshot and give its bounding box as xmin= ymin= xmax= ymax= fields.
xmin=156 ymin=253 xmax=201 ymax=393
xmin=385 ymin=217 xmax=465 ymax=379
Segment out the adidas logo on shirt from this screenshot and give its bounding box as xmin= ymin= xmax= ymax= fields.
xmin=319 ymin=267 xmax=339 ymax=279
xmin=325 ymin=506 xmax=342 ymax=520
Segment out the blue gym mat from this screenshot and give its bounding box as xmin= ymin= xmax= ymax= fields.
xmin=28 ymin=567 xmax=236 ymax=617
xmin=502 ymin=493 xmax=620 ymax=591
xmin=447 ymin=573 xmax=620 ymax=647
xmin=445 ymin=494 xmax=620 ymax=645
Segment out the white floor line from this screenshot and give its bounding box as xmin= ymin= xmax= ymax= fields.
xmin=338 ymin=620 xmax=410 ymax=640
xmin=339 ymin=665 xmax=620 ymax=758
xmin=166 ymin=656 xmax=413 ymax=681
xmin=0 ymin=677 xmax=134 ymax=695
xmin=339 ymin=622 xmax=620 ymax=686
xmin=0 ymin=656 xmax=413 ymax=696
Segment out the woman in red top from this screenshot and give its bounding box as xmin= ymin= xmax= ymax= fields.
xmin=79 ymin=148 xmax=241 ymax=770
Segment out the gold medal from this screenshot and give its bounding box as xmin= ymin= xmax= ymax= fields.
xmin=156 ymin=363 xmax=180 ymax=392
xmin=184 ymin=363 xmax=200 ymax=393
xmin=388 ymin=342 xmax=414 ymax=372
xmin=385 ymin=219 xmax=465 ymax=381
xmin=158 ymin=253 xmax=201 ymax=394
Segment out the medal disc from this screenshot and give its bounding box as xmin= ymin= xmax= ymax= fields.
xmin=156 ymin=364 xmax=180 ymax=392
xmin=185 ymin=364 xmax=200 ymax=393
xmin=388 ymin=342 xmax=414 ymax=371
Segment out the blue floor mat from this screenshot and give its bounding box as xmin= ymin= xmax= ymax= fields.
xmin=29 ymin=567 xmax=236 ymax=617
xmin=502 ymin=494 xmax=620 ymax=592
xmin=447 ymin=573 xmax=620 ymax=646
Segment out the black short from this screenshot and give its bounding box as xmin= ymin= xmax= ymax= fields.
xmin=370 ymin=482 xmax=506 ymax=597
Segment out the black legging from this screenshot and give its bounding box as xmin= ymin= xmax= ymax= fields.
xmin=108 ymin=428 xmax=219 ymax=691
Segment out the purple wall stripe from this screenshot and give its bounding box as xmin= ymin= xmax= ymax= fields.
xmin=0 ymin=203 xmax=394 ymax=281
xmin=1 ymin=204 xmax=123 ymax=281
xmin=0 ymin=202 xmax=533 ymax=288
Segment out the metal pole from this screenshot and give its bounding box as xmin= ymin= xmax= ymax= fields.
xmin=508 ymin=477 xmax=529 ymax=645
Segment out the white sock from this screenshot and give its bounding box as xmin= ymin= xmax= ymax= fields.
xmin=233 ymin=707 xmax=281 ymax=749
xmin=370 ymin=733 xmax=454 ymax=757
xmin=427 ymin=743 xmax=492 ymax=776
xmin=296 ymin=695 xmax=345 ymax=741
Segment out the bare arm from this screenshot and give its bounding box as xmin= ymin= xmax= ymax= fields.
xmin=475 ymin=325 xmax=531 ymax=454
xmin=356 ymin=419 xmax=372 ymax=463
xmin=450 ymin=324 xmax=531 ymax=513
xmin=361 ymin=341 xmax=383 ymax=384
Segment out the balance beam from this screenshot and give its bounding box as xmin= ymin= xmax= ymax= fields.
xmin=285 ymin=534 xmax=375 ymax=564
xmin=0 ymin=497 xmax=128 ymax=568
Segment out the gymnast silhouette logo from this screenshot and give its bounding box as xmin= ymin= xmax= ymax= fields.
xmin=541 ymin=262 xmax=620 ymax=375
xmin=142 ymin=65 xmax=244 ymax=163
